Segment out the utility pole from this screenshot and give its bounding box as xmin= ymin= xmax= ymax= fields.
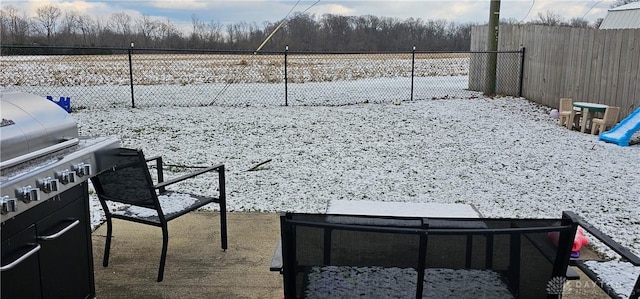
xmin=486 ymin=0 xmax=501 ymax=95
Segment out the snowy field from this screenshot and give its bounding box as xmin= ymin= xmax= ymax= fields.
xmin=12 ymin=76 xmax=473 ymax=108
xmin=1 ymin=53 xmax=471 ymax=108
xmin=66 ymin=73 xmax=640 ymax=295
xmin=0 ymin=53 xmax=469 ymax=86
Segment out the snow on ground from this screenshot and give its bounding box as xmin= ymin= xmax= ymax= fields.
xmin=305 ymin=266 xmax=513 ymax=298
xmin=14 ymin=76 xmax=473 ymax=108
xmin=74 ymin=80 xmax=640 ymax=293
xmin=583 ymin=260 xmax=640 ymax=298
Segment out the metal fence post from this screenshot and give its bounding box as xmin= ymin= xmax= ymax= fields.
xmin=518 ymin=47 xmax=525 ymax=97
xmin=411 ymin=45 xmax=416 ymax=101
xmin=284 ymin=45 xmax=289 ymax=106
xmin=128 ymin=42 xmax=135 ymax=108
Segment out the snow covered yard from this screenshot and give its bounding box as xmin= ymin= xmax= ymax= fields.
xmin=76 ymin=94 xmax=639 ymax=256
xmin=75 ymin=89 xmax=640 ymax=296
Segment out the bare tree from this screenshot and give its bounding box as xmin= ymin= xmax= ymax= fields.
xmin=284 ymin=13 xmax=319 ymax=50
xmin=351 ymin=15 xmax=385 ymax=50
xmin=226 ymin=21 xmax=259 ymax=48
xmin=205 ymin=20 xmax=224 ymax=45
xmin=593 ymin=18 xmax=605 ymax=28
xmin=1 ymin=6 xmax=31 ymax=44
xmin=2 ymin=6 xmax=479 ymax=51
xmin=190 ymin=14 xmax=205 ymax=39
xmin=77 ymin=14 xmax=97 ymax=45
xmin=225 ymin=23 xmax=236 ymax=45
xmin=225 ymin=21 xmax=255 ymax=46
xmin=500 ymin=18 xmax=521 ymax=25
xmin=58 ymin=11 xmax=81 ymax=44
xmin=532 ymin=11 xmax=565 ymax=26
xmin=569 ymin=17 xmax=590 ymax=28
xmin=92 ymin=16 xmax=111 ymax=44
xmin=109 ymin=12 xmax=132 ymax=36
xmin=136 ymin=14 xmax=159 ymax=46
xmin=320 ymin=14 xmax=353 ymax=50
xmin=156 ymin=18 xmax=181 ymax=47
xmin=36 ymin=4 xmax=61 ymax=44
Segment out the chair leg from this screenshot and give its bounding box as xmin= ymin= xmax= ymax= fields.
xmin=220 ymin=205 xmax=228 ymax=251
xmin=559 ymin=115 xmax=568 ymax=127
xmin=219 ymin=166 xmax=228 ymax=251
xmin=591 ymin=122 xmax=598 ymax=135
xmin=157 ymin=224 xmax=169 ymax=282
xmin=103 ymin=216 xmax=113 ymax=267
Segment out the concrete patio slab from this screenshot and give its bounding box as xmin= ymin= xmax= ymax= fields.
xmin=92 ymin=212 xmax=283 ymax=299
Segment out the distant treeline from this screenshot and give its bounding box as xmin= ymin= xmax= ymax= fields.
xmin=1 ymin=4 xmax=603 ymax=53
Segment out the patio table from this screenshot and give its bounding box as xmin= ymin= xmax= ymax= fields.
xmin=573 ymin=102 xmax=608 ymax=133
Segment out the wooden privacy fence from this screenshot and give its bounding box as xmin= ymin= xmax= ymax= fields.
xmin=470 ymin=25 xmax=640 ymax=120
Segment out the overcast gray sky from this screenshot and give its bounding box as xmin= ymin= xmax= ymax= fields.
xmin=3 ymin=0 xmax=614 ymax=32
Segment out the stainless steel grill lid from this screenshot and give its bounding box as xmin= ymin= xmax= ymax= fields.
xmin=1 ymin=90 xmax=78 ymax=161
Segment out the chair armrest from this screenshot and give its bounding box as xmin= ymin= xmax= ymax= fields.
xmin=145 ymin=155 xmax=164 ymax=188
xmin=270 ymin=239 xmax=283 ymax=272
xmin=573 ymin=260 xmax=640 ymax=299
xmin=154 ymin=163 xmax=224 ymax=190
xmin=566 ymin=212 xmax=640 ymax=266
xmin=145 ymin=155 xmax=162 ymax=163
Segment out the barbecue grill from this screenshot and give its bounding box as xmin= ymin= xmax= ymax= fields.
xmin=1 ymin=90 xmax=119 ymax=298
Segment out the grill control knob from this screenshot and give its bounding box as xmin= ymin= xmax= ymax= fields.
xmin=1 ymin=196 xmax=17 ymax=214
xmin=37 ymin=177 xmax=59 ymax=193
xmin=55 ymin=169 xmax=75 ymax=184
xmin=72 ymin=163 xmax=92 ymax=177
xmin=16 ymin=186 xmax=40 ymax=203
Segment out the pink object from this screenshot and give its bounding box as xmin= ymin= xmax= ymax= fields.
xmin=572 ymin=227 xmax=589 ymax=252
xmin=548 ymin=227 xmax=589 ymax=254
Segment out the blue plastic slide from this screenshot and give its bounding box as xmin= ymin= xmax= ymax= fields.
xmin=599 ymin=107 xmax=640 ymax=146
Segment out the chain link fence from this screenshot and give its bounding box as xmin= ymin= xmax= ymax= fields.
xmin=1 ymin=45 xmax=523 ymax=110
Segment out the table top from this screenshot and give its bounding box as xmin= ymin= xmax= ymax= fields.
xmin=327 ymin=200 xmax=481 ymax=218
xmin=573 ymin=102 xmax=609 ymax=110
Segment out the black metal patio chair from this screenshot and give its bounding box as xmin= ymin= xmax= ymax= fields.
xmin=90 ymin=147 xmax=227 ymax=282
